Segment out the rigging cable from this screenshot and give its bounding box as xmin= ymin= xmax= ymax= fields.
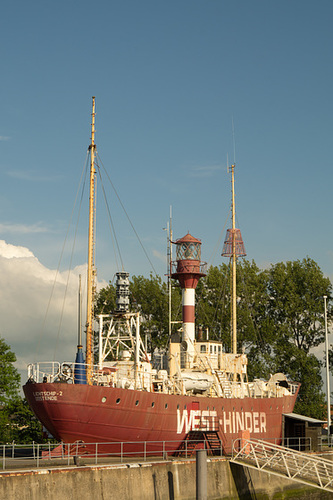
xmin=36 ymin=151 xmax=89 ymax=359
xmin=53 ymin=156 xmax=89 ymax=360
xmin=97 ymin=153 xmax=158 ymax=276
xmin=95 ymin=162 xmax=123 ymax=272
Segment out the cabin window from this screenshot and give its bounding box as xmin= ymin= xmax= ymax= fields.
xmin=210 ymin=346 xmax=213 ymax=353
xmin=200 ymin=345 xmax=206 ymax=353
xmin=218 ymin=346 xmax=221 ymax=352
xmin=116 ymin=398 xmax=121 ymax=404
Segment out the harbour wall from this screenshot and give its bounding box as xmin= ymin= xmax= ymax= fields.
xmin=0 ymin=457 xmax=331 ymax=500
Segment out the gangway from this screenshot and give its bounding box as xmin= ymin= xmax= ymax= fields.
xmin=231 ymin=438 xmax=333 ymax=493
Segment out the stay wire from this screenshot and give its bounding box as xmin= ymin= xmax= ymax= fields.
xmin=97 ymin=153 xmax=158 ymax=276
xmin=95 ymin=161 xmax=123 ymax=272
xmin=36 ymin=151 xmax=89 ymax=360
xmin=53 ymin=156 xmax=89 ymax=360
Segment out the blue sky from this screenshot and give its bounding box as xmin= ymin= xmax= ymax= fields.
xmin=0 ymin=1 xmax=333 ymax=374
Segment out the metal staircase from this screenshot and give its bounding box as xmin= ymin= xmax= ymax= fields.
xmin=231 ymin=438 xmax=333 ymax=493
xmin=174 ymin=430 xmax=222 ymax=457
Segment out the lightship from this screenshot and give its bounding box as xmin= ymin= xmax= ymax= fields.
xmin=24 ymin=98 xmax=300 ymax=454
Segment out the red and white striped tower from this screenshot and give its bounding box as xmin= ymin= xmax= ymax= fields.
xmin=171 ymin=233 xmax=206 ymax=363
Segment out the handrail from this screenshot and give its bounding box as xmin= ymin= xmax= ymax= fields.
xmin=0 ymin=438 xmax=218 ymax=472
xmin=231 ymin=438 xmax=333 ymax=492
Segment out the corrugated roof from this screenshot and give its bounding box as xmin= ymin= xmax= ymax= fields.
xmin=283 ymin=412 xmax=326 ymax=424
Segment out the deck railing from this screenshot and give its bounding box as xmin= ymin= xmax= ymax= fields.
xmin=26 ymin=361 xmax=299 ymax=400
xmin=1 ymin=435 xmax=330 ymax=472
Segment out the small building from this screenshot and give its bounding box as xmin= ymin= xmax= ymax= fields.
xmin=282 ymin=412 xmax=325 ymax=451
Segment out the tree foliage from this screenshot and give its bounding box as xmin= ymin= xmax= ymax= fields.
xmin=0 ymin=337 xmax=20 ymax=406
xmin=0 ymin=337 xmax=43 ymax=444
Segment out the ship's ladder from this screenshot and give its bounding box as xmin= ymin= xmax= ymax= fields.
xmin=231 ymin=438 xmax=333 ymax=493
xmin=215 ymin=370 xmax=232 ymax=397
xmin=174 ymin=430 xmax=223 ymax=457
xmin=196 ymin=353 xmax=232 ymax=398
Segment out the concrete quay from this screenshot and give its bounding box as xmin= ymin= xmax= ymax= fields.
xmin=0 ymin=457 xmax=331 ymax=500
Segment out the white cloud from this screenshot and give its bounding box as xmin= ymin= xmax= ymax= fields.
xmin=187 ymin=165 xmax=223 ymax=178
xmin=0 ymin=223 xmax=49 ymax=234
xmin=0 ymin=136 xmax=10 ymax=141
xmin=6 ymin=170 xmax=62 ymax=182
xmin=0 ymin=240 xmax=97 ymax=384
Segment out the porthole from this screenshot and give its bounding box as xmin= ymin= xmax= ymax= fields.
xmin=151 ymin=402 xmax=155 ymax=407
xmin=165 ymin=403 xmax=168 ymax=409
xmin=177 ymin=404 xmax=180 ymax=409
xmin=184 ymin=405 xmax=187 ymax=409
xmin=102 ymin=397 xmax=107 ymax=403
xmin=116 ymin=398 xmax=121 ymax=404
xmin=135 ymin=400 xmax=139 ymax=406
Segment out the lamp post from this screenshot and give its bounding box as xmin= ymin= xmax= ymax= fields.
xmin=323 ymin=295 xmax=331 ymax=444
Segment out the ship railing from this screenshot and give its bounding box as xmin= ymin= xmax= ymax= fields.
xmin=27 ymin=361 xmax=99 ymax=384
xmin=1 ymin=434 xmax=326 ymax=472
xmin=27 ymin=362 xmax=62 ymax=383
xmin=232 ymin=436 xmax=313 ymax=453
xmin=26 ymin=361 xmax=169 ymax=392
xmin=0 ymin=438 xmax=220 ymax=471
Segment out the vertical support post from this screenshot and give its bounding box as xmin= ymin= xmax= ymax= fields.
xmin=135 ymin=313 xmax=140 ymax=389
xmin=196 ymin=449 xmax=207 ymax=500
xmin=98 ymin=314 xmax=103 ymax=369
xmin=324 ymin=296 xmax=331 ymax=444
xmin=2 ymin=445 xmax=5 ymax=470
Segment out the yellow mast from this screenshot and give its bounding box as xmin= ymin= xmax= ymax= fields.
xmin=86 ymin=96 xmax=96 ymax=384
xmin=231 ymin=164 xmax=237 ymax=356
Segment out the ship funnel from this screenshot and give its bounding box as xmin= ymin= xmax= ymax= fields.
xmin=116 ymin=272 xmax=130 ymax=312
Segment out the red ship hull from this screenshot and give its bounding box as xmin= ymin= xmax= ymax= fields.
xmin=24 ymin=381 xmax=299 ymax=455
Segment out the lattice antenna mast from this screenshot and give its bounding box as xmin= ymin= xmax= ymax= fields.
xmin=86 ymin=96 xmax=97 ymax=384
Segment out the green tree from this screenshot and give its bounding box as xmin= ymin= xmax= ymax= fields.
xmin=0 ymin=337 xmax=43 ymax=444
xmin=95 ymin=274 xmax=182 ymax=349
xmin=267 ymin=258 xmax=332 ymax=418
xmin=0 ymin=337 xmax=20 ymax=406
xmin=3 ymin=398 xmax=43 ymax=443
xmin=0 ymin=337 xmax=20 ymax=443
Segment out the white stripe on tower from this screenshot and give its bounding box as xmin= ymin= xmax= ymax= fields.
xmin=182 ymin=288 xmax=195 ymax=346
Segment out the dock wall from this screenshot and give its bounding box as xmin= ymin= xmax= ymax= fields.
xmin=0 ymin=458 xmax=331 ymax=500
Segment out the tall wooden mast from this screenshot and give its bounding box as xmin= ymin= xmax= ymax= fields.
xmin=222 ymin=164 xmax=246 ymax=360
xmin=231 ymin=164 xmax=237 ymax=356
xmin=86 ymin=96 xmax=96 ymax=384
